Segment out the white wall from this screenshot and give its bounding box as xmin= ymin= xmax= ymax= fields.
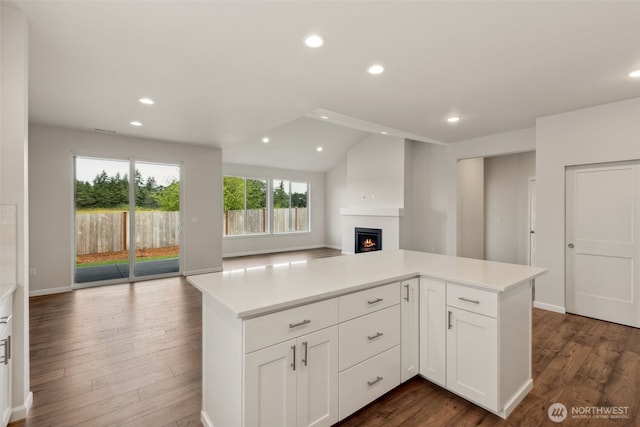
xmin=484 ymin=152 xmax=535 ymax=265
xmin=456 ymin=158 xmax=484 ymax=259
xmin=399 ymin=140 xmax=414 ymax=249
xmin=1 ymin=4 xmax=32 ymax=420
xmin=535 ymin=98 xmax=640 ymax=312
xmin=222 ymin=163 xmax=326 ymax=257
xmin=325 ymin=159 xmax=346 ymax=249
xmin=29 ymin=124 xmax=222 ymax=294
xmin=446 ymin=127 xmax=536 ymax=255
xmin=405 ymin=142 xmax=449 ymax=254
xmin=346 ymin=134 xmax=405 ymax=208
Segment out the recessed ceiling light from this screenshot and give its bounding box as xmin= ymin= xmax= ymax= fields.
xmin=316 ymin=146 xmax=323 ymax=152
xmin=629 ymin=69 xmax=640 ymax=78
xmin=447 ymin=116 xmax=460 ymax=123
xmin=262 ymin=137 xmax=270 ymax=143
xmin=381 ymin=131 xmax=388 ymax=135
xmin=139 ymin=97 xmax=154 ymax=105
xmin=368 ymin=64 xmax=385 ymax=75
xmin=320 ymin=115 xmax=329 ymax=120
xmin=130 ymin=121 xmax=143 ymax=127
xmin=304 ymin=34 xmax=324 ymax=48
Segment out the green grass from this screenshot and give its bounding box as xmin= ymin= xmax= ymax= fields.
xmin=76 ymin=255 xmax=178 ymax=268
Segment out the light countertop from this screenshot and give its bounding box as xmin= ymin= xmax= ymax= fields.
xmin=0 ymin=283 xmax=17 ymax=303
xmin=187 ymin=250 xmax=546 ymax=319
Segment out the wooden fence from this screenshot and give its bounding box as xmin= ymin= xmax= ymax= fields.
xmin=224 ymin=208 xmax=308 ymax=235
xmin=76 ymin=211 xmax=180 ymax=255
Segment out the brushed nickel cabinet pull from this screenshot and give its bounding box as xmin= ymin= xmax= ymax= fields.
xmin=458 ymin=297 xmax=480 ymax=304
xmin=0 ymin=336 xmax=9 ymax=365
xmin=367 ymin=298 xmax=383 ymax=305
xmin=448 ymin=311 xmax=452 ymax=330
xmin=291 ymin=345 xmax=296 ymax=371
xmin=367 ymin=332 xmax=384 ymax=340
xmin=367 ymin=376 xmax=383 ymax=386
xmin=302 ymin=341 xmax=308 ymax=366
xmin=404 ymin=284 xmax=410 ymax=302
xmin=289 ymin=319 xmax=311 ymax=328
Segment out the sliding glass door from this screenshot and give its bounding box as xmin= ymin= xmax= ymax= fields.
xmin=74 ymin=156 xmax=181 ymax=285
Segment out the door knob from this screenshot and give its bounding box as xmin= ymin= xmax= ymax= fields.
xmin=568 ymin=243 xmax=574 ymax=248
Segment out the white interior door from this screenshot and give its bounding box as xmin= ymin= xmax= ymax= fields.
xmin=566 ymin=161 xmax=640 ymax=327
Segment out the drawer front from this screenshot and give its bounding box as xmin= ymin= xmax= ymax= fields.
xmin=447 ymin=283 xmax=498 ymax=318
xmin=339 ymin=282 xmax=400 ymax=322
xmin=339 ymin=305 xmax=400 ymax=371
xmin=338 ymin=345 xmax=400 ymax=421
xmin=244 ymin=298 xmax=338 ymax=354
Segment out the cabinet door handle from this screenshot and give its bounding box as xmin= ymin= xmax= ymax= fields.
xmin=458 ymin=297 xmax=480 ymax=304
xmin=0 ymin=336 xmax=9 ymax=365
xmin=289 ymin=319 xmax=311 ymax=328
xmin=367 ymin=332 xmax=384 ymax=340
xmin=302 ymin=341 xmax=308 ymax=366
xmin=367 ymin=376 xmax=383 ymax=386
xmin=404 ymin=284 xmax=410 ymax=302
xmin=448 ymin=310 xmax=452 ymax=330
xmin=291 ymin=345 xmax=296 ymax=371
xmin=367 ymin=298 xmax=383 ymax=305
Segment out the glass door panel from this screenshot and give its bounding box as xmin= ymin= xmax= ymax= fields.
xmin=75 ymin=157 xmax=131 ymax=283
xmin=133 ymin=162 xmax=181 ymax=277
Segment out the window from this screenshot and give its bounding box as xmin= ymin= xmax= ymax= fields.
xmin=223 ymin=176 xmax=267 ymax=236
xmin=273 ymin=179 xmax=309 ymax=233
xmin=223 ymin=176 xmax=310 ymax=236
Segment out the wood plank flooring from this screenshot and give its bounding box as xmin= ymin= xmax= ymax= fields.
xmin=10 ymin=248 xmax=640 ymax=426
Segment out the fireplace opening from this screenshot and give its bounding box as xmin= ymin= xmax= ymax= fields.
xmin=355 ymin=227 xmax=382 ymax=253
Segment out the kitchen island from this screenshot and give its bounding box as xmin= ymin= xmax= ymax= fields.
xmin=188 ymin=250 xmax=546 ymax=427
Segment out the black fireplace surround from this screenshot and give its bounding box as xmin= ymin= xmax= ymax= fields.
xmin=354 ymin=227 xmax=382 ymax=253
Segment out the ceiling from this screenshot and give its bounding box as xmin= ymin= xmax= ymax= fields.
xmin=10 ymin=0 xmax=640 ymax=171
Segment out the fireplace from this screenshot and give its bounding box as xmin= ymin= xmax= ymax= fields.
xmin=354 ymin=227 xmax=382 ymax=253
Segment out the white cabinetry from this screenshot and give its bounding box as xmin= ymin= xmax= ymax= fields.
xmin=0 ymin=296 xmax=12 ymax=427
xmin=400 ymin=278 xmax=419 ymax=382
xmin=244 ymin=326 xmax=338 ymax=427
xmin=338 ymin=282 xmax=400 ymax=420
xmin=243 ymin=300 xmax=339 ymax=427
xmin=419 ymin=277 xmax=446 ymax=386
xmin=445 ymin=282 xmax=532 ymax=417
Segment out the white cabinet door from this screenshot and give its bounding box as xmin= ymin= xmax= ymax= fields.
xmin=297 ymin=326 xmax=338 ymax=427
xmin=0 ymin=314 xmax=12 ymax=427
xmin=419 ymin=278 xmax=446 ymax=386
xmin=446 ymin=307 xmax=498 ymax=411
xmin=244 ymin=339 xmax=297 ymax=427
xmin=400 ymin=278 xmax=419 ymax=382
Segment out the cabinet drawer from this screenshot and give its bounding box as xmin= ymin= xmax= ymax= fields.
xmin=0 ymin=297 xmax=10 ymax=320
xmin=447 ymin=283 xmax=498 ymax=318
xmin=339 ymin=305 xmax=400 ymax=371
xmin=244 ymin=298 xmax=338 ymax=354
xmin=339 ymin=282 xmax=400 ymax=322
xmin=338 ymin=345 xmax=400 ymax=420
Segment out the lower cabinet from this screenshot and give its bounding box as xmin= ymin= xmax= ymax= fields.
xmin=418 ymin=278 xmax=446 ymax=386
xmin=244 ymin=326 xmax=339 ymax=427
xmin=400 ymin=278 xmax=419 ymax=382
xmin=0 ymin=297 xmax=13 ymax=427
xmin=446 ymin=307 xmax=498 ymax=411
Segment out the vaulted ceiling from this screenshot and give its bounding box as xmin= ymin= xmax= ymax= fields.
xmin=10 ymin=0 xmax=640 ymax=171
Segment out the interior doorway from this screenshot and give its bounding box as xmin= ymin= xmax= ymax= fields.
xmin=74 ymin=156 xmax=181 ymax=285
xmin=565 ymin=161 xmax=640 ymax=327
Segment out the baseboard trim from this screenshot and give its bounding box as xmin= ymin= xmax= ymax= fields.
xmin=533 ymin=301 xmax=566 ymax=313
xmin=29 ymin=286 xmax=72 ymax=297
xmin=223 ymin=245 xmax=326 ymax=259
xmin=201 ymin=410 xmax=214 ymax=427
xmin=10 ymin=391 xmax=33 ymax=422
xmin=325 ymin=244 xmax=342 ymax=250
xmin=183 ymin=267 xmax=223 ymax=276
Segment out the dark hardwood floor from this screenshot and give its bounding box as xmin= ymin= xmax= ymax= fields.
xmin=10 ymin=248 xmax=640 ymax=426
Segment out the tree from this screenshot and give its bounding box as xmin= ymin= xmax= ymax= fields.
xmin=155 ymin=181 xmax=180 ymax=211
xmin=291 ymin=192 xmax=307 ymax=208
xmin=246 ymin=179 xmax=266 ymax=209
xmin=223 ymin=176 xmax=245 ymax=212
xmin=273 ymin=180 xmax=290 ymax=208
